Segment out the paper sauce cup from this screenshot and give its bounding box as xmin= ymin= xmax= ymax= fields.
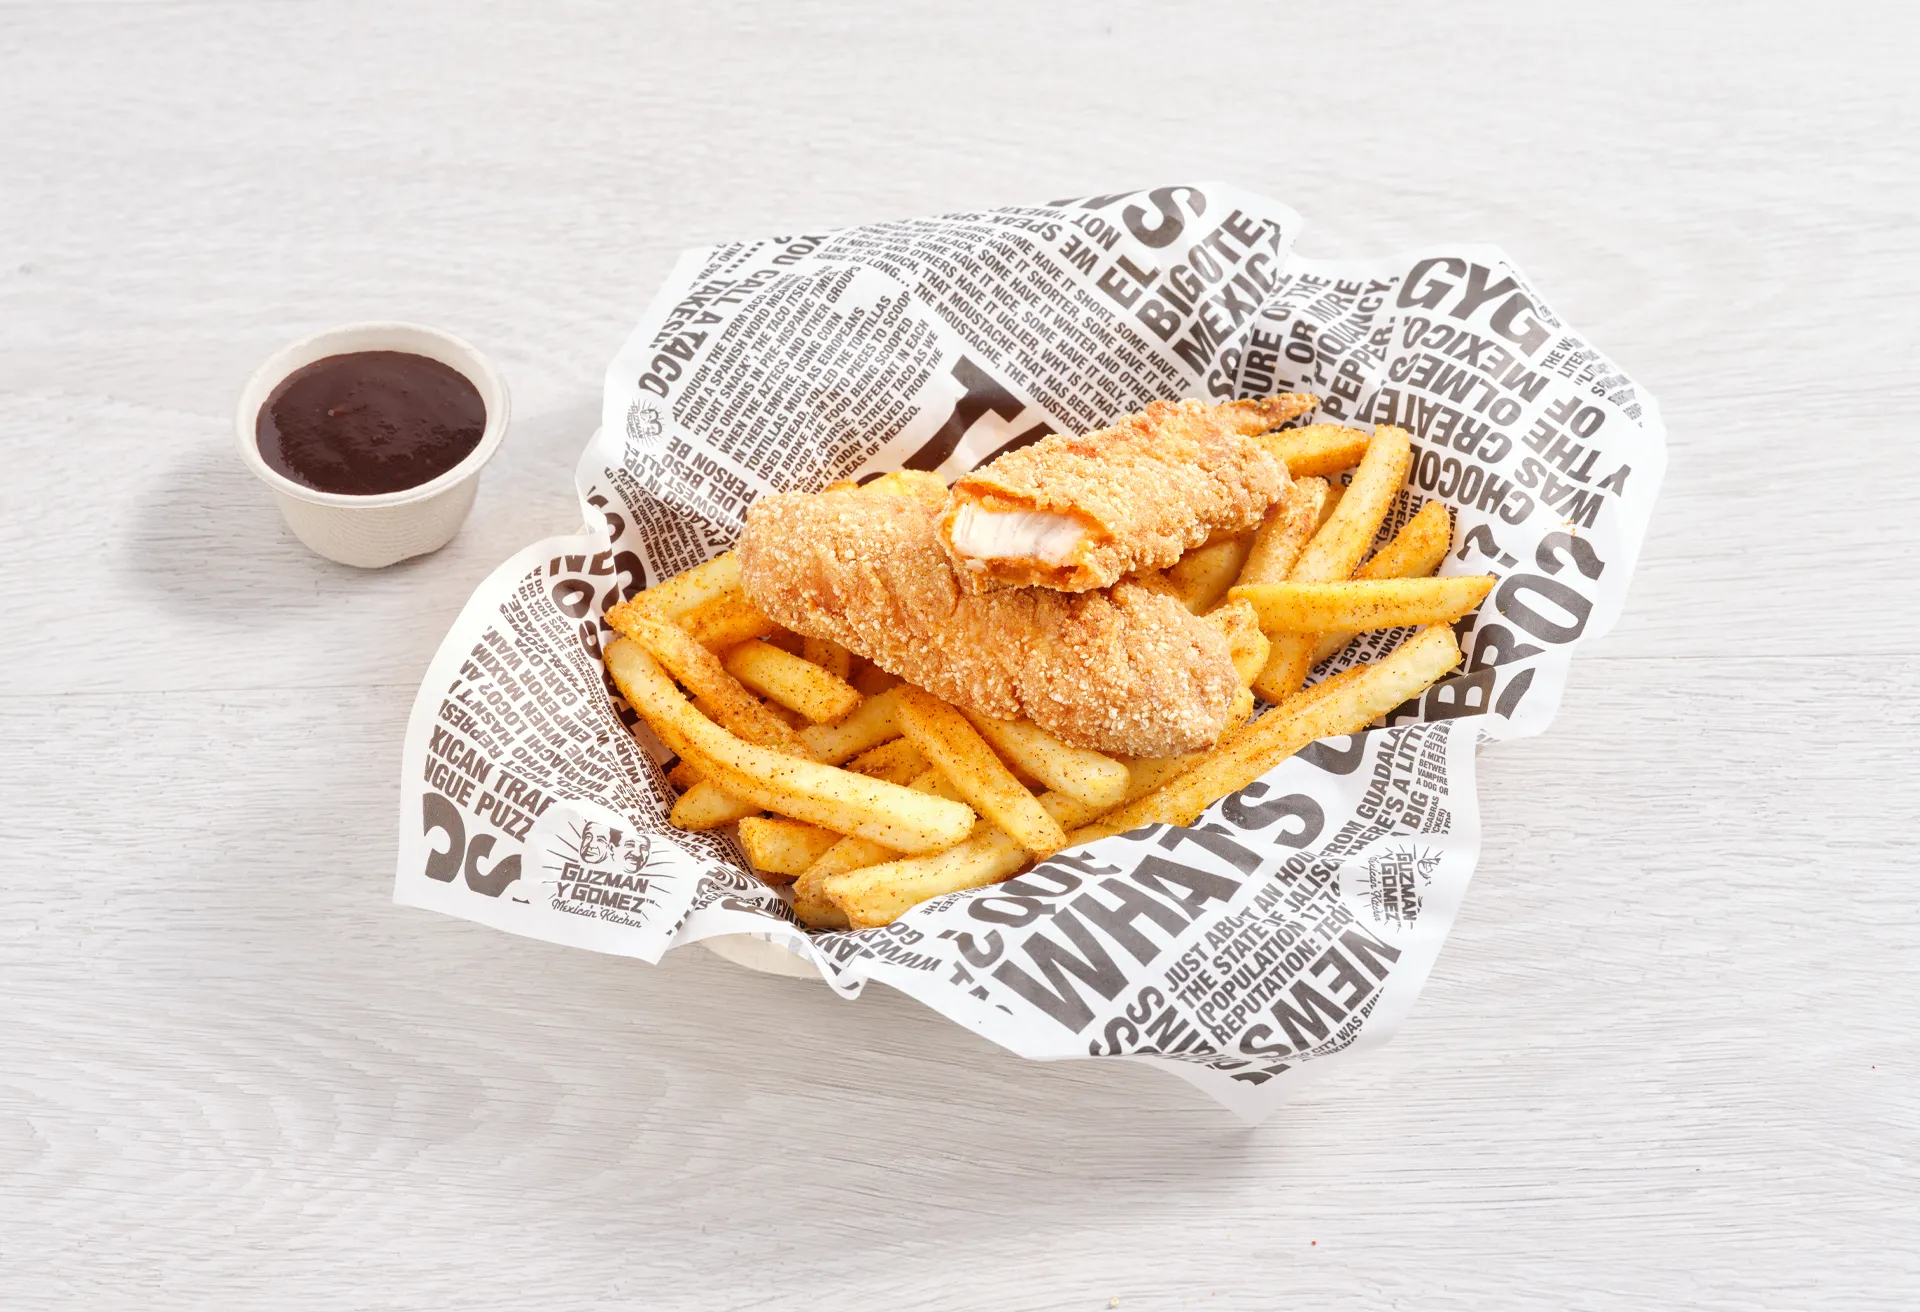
xmin=236 ymin=322 xmax=510 ymax=568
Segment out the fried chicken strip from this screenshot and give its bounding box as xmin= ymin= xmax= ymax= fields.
xmin=738 ymin=490 xmax=1243 ymax=757
xmin=938 ymin=394 xmax=1317 ymax=593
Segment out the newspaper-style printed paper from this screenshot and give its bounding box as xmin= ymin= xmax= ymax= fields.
xmin=394 ymin=183 xmax=1664 ymax=1120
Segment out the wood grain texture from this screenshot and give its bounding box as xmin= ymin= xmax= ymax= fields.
xmin=2 ymin=1 xmax=1916 ymax=1308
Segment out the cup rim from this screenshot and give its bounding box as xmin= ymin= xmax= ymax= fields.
xmin=235 ymin=320 xmax=511 ymax=509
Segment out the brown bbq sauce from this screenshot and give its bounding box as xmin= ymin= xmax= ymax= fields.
xmin=256 ymin=350 xmax=485 ymax=496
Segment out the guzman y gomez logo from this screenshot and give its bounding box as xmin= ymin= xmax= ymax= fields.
xmin=1361 ymin=844 xmax=1440 ymax=929
xmin=625 ymin=401 xmax=665 ymax=447
xmin=548 ymin=820 xmax=669 ymax=927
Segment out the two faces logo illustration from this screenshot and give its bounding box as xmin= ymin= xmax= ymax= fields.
xmin=626 ymin=402 xmax=665 ymax=447
xmin=578 ymin=823 xmax=652 ymax=876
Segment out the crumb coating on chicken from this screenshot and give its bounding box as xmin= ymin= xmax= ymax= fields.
xmin=739 ymin=490 xmax=1244 ymax=757
xmin=940 ymin=394 xmax=1316 ymax=592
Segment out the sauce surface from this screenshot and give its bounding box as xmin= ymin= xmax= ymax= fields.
xmin=256 ymin=350 xmax=485 ymax=495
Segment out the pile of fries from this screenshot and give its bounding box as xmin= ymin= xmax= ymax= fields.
xmin=601 ymin=430 xmax=1489 ymax=931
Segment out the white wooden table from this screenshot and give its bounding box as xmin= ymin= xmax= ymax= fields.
xmin=4 ymin=3 xmax=1916 ymax=1307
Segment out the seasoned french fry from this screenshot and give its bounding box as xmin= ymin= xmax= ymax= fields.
xmin=797 ymin=685 xmax=904 ymax=764
xmin=859 ymin=469 xmax=949 ymax=506
xmin=1073 ymin=626 xmax=1461 ymax=843
xmin=605 ymin=641 xmax=974 ymax=852
xmin=843 ymin=737 xmax=931 ymax=785
xmin=1206 ymin=598 xmax=1271 ymax=688
xmin=897 ymin=687 xmax=1068 ymax=856
xmin=1034 ymin=786 xmax=1114 ymax=832
xmin=1290 ymin=426 xmax=1414 ymax=583
xmin=962 ymin=711 xmax=1129 ymax=809
xmin=627 ymin=611 xmax=809 ymax=756
xmin=623 ymin=552 xmax=741 ymax=621
xmin=1120 ymin=752 xmax=1205 ymax=802
xmin=675 ymin=589 xmax=781 ymax=652
xmin=766 ymin=701 xmax=809 ymax=728
xmin=723 ymin=640 xmax=863 ymax=724
xmin=1164 ymin=531 xmax=1255 ymax=614
xmin=667 ymin=757 xmax=703 ymax=790
xmin=1232 ymin=576 xmax=1495 ymax=634
xmin=1310 ymin=501 xmax=1457 ymax=664
xmin=1238 ymin=477 xmax=1328 ymax=588
xmin=1252 ymin=427 xmax=1413 ymax=702
xmin=792 ymin=767 xmax=960 ymax=928
xmin=790 ymin=884 xmax=849 ymax=931
xmin=826 ymin=827 xmax=1028 ymax=929
xmin=737 ymin=816 xmax=842 ymax=882
xmin=819 ymin=781 xmax=1127 ymax=928
xmin=670 ymin=781 xmax=760 ymax=830
xmin=1358 ymin=500 xmax=1454 ymax=583
xmin=1256 ymin=424 xmax=1373 ymax=478
xmin=822 ymin=478 xmax=859 ymax=494
xmin=1317 ymin=476 xmax=1345 ymax=528
xmin=801 ymin=635 xmax=855 ymax=681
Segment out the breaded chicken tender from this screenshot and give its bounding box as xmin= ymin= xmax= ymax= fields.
xmin=737 ymin=489 xmax=1243 ymax=757
xmin=939 ymin=393 xmax=1317 ymax=593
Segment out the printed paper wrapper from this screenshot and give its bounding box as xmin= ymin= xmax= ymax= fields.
xmin=393 ymin=183 xmax=1664 ymax=1120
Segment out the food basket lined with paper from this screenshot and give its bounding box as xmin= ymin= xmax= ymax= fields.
xmin=394 ymin=184 xmax=1662 ymax=1119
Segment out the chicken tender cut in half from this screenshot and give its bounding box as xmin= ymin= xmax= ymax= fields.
xmin=939 ymin=393 xmax=1317 ymax=593
xmin=738 ymin=489 xmax=1244 ymax=758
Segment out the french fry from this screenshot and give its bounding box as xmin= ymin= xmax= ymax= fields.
xmin=792 ymin=767 xmax=961 ymax=928
xmin=620 ymin=552 xmax=741 ymax=621
xmin=675 ymin=589 xmax=781 ymax=652
xmin=1119 ymin=752 xmax=1205 ymax=802
xmin=820 ymin=783 xmax=1124 ymax=928
xmin=1253 ymin=427 xmax=1413 ymax=702
xmin=1238 ymin=477 xmax=1328 ymax=588
xmin=1317 ymin=476 xmax=1345 ymax=528
xmin=790 ymin=884 xmax=850 ymax=931
xmin=1231 ymin=576 xmax=1495 ymax=634
xmin=667 ymin=757 xmax=703 ymax=790
xmin=1034 ymin=786 xmax=1116 ymax=832
xmin=1358 ymin=500 xmax=1454 ymax=582
xmin=962 ymin=711 xmax=1129 ymax=809
xmin=626 ymin=611 xmax=809 ymax=756
xmin=860 ymin=469 xmax=949 ymax=506
xmin=605 ymin=641 xmax=974 ymax=852
xmin=1310 ymin=501 xmax=1457 ymax=664
xmin=801 ymin=635 xmax=855 ymax=681
xmin=1206 ymin=599 xmax=1270 ymax=688
xmin=825 ymin=827 xmax=1028 ymax=928
xmin=670 ymin=781 xmax=760 ymax=830
xmin=723 ymin=640 xmax=863 ymax=724
xmin=1256 ymin=424 xmax=1373 ymax=478
xmin=675 ymin=731 xmax=974 ymax=851
xmin=797 ymin=685 xmax=904 ymax=764
xmin=737 ymin=816 xmax=842 ymax=882
xmin=1290 ymin=426 xmax=1414 ymax=583
xmin=822 ymin=478 xmax=859 ymax=494
xmin=1072 ymin=626 xmax=1461 ymax=843
xmin=765 ymin=701 xmax=809 ymax=729
xmin=843 ymin=737 xmax=930 ymax=785
xmin=1164 ymin=531 xmax=1255 ymax=614
xmin=896 ymin=687 xmax=1068 ymax=856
